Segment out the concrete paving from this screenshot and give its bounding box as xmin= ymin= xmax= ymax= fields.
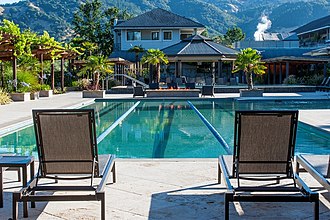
xmin=0 ymin=91 xmax=329 ymax=219
xmin=0 ymin=160 xmax=330 ymax=219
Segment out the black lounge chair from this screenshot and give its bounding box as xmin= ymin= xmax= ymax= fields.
xmin=317 ymin=76 xmax=330 ymax=91
xmin=133 ymin=86 xmax=145 ymax=97
xmin=218 ymin=111 xmax=319 ymax=220
xmin=12 ymin=109 xmax=116 ymax=220
xmin=149 ymin=83 xmax=159 ymax=89
xmin=185 ymin=82 xmax=195 ymax=89
xmin=201 ymin=85 xmax=214 ymax=97
xmin=167 ymin=82 xmax=178 ymax=89
xmin=295 ymin=154 xmax=330 ymax=191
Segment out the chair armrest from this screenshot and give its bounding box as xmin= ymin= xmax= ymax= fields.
xmin=97 ymin=155 xmax=115 ymax=192
xmin=294 ymin=173 xmax=319 ymax=201
xmin=296 ymin=155 xmax=330 ymax=191
xmin=219 ymin=156 xmax=234 ymax=191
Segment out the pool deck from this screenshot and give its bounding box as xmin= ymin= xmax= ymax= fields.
xmin=0 ymin=91 xmax=330 ymax=219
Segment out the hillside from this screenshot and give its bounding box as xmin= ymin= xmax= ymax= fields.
xmin=0 ymin=0 xmax=329 ymax=41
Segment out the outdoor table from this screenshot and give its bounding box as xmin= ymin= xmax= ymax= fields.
xmin=0 ymin=156 xmax=34 ymax=213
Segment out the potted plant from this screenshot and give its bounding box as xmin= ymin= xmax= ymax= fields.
xmin=10 ymin=82 xmax=31 ymax=102
xmin=79 ymin=55 xmax=113 ymax=98
xmin=233 ymin=48 xmax=267 ymax=97
xmin=39 ymin=84 xmax=53 ymax=97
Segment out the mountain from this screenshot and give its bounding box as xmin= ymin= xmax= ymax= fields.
xmin=0 ymin=0 xmax=329 ymax=41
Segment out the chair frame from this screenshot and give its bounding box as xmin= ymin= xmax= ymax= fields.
xmin=133 ymin=86 xmax=145 ymax=97
xmin=12 ymin=109 xmax=116 ymax=220
xmin=201 ymin=85 xmax=214 ymax=97
xmin=218 ymin=110 xmax=319 ymax=220
xmin=295 ymin=154 xmax=330 ymax=191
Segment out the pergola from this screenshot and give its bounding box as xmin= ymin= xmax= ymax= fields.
xmin=0 ymin=32 xmax=79 ymax=91
xmin=262 ymin=56 xmax=329 ymax=84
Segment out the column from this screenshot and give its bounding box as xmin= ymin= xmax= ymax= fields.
xmin=12 ymin=56 xmax=17 ymax=92
xmin=40 ymin=54 xmax=44 ymax=85
xmin=51 ymin=61 xmax=55 ymax=90
xmin=286 ymin=62 xmax=289 ymax=79
xmin=273 ymin=63 xmax=276 ymax=84
xmin=279 ymin=63 xmax=282 ymax=84
xmin=61 ymin=57 xmax=65 ymax=91
xmin=324 ymin=63 xmax=327 ymax=78
xmin=267 ymin=63 xmax=271 ymax=84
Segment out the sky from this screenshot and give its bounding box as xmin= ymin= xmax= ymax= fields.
xmin=0 ymin=0 xmax=21 ymax=4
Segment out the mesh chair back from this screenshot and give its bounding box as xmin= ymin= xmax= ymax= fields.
xmin=33 ymin=109 xmax=99 ymax=178
xmin=234 ymin=111 xmax=298 ymax=176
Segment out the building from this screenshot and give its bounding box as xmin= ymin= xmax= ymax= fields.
xmin=293 ymin=15 xmax=330 ymax=48
xmin=113 ymin=8 xmax=205 ymax=52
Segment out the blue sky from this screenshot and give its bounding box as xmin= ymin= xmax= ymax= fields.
xmin=0 ymin=0 xmax=21 ymax=4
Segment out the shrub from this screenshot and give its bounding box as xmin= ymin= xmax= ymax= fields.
xmin=0 ymin=89 xmax=11 ymax=105
xmin=73 ymin=79 xmax=90 ymax=90
xmin=283 ymin=75 xmax=298 ymax=84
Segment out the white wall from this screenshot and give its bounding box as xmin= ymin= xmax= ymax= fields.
xmin=119 ymin=29 xmax=183 ymax=50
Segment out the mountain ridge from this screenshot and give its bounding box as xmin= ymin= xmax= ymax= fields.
xmin=0 ymin=0 xmax=329 ymax=41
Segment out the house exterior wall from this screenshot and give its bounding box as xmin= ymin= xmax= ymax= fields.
xmin=114 ymin=28 xmax=199 ymax=51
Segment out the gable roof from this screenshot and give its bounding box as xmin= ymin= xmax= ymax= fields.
xmin=293 ymin=15 xmax=330 ymax=35
xmin=114 ymin=8 xmax=205 ymax=29
xmin=162 ymin=34 xmax=238 ymax=57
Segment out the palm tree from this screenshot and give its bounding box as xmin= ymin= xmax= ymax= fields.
xmin=232 ymin=48 xmax=266 ymax=90
xmin=128 ymin=45 xmax=144 ymax=76
xmin=79 ymin=55 xmax=113 ymax=90
xmin=141 ymin=49 xmax=169 ymax=83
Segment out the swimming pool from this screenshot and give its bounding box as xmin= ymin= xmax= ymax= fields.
xmin=0 ymin=99 xmax=329 ymax=158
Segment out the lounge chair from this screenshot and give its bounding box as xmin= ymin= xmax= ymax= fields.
xmin=185 ymin=82 xmax=195 ymax=89
xmin=218 ymin=111 xmax=319 ymax=220
xmin=12 ymin=109 xmax=116 ymax=220
xmin=167 ymin=82 xmax=178 ymax=89
xmin=317 ymin=76 xmax=330 ymax=91
xmin=149 ymin=82 xmax=159 ymax=89
xmin=133 ymin=86 xmax=145 ymax=97
xmin=201 ymin=85 xmax=214 ymax=97
xmin=295 ymin=154 xmax=330 ymax=191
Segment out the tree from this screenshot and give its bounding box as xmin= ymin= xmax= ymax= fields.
xmin=213 ymin=27 xmax=245 ymax=47
xmin=128 ymin=45 xmax=144 ymax=77
xmin=224 ymin=27 xmax=245 ymax=45
xmin=78 ymin=55 xmax=113 ymax=90
xmin=232 ymin=48 xmax=266 ymax=90
xmin=72 ymin=0 xmax=129 ymax=56
xmin=141 ymin=49 xmax=169 ymax=83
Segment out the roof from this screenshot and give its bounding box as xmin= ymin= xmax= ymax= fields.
xmin=293 ymin=15 xmax=330 ymax=35
xmin=263 ymin=56 xmax=328 ymax=63
xmin=259 ymin=48 xmax=317 ymax=59
xmin=114 ymin=8 xmax=205 ymax=29
xmin=162 ymin=34 xmax=238 ymax=57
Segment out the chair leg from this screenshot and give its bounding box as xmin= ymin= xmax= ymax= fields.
xmin=100 ymin=192 xmax=106 ymax=220
xmin=315 ymin=199 xmax=319 ymax=220
xmin=224 ymin=193 xmax=230 ymax=220
xmin=112 ymin=164 xmax=116 ymax=183
xmin=12 ymin=193 xmax=19 ymax=220
xmin=218 ymin=163 xmax=222 ymax=184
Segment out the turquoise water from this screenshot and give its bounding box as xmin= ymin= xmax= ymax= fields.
xmin=0 ymin=99 xmax=329 ymax=158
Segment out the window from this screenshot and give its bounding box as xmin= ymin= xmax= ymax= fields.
xmin=127 ymin=31 xmax=141 ymax=41
xmin=180 ymin=34 xmax=192 ymax=40
xmin=164 ymin=31 xmax=172 ymax=40
xmin=152 ymin=32 xmax=159 ymax=40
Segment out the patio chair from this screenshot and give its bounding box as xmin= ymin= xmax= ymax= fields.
xmin=12 ymin=109 xmax=116 ymax=220
xmin=133 ymin=86 xmax=145 ymax=97
xmin=218 ymin=111 xmax=319 ymax=220
xmin=295 ymin=154 xmax=330 ymax=192
xmin=317 ymin=76 xmax=330 ymax=91
xmin=185 ymin=82 xmax=196 ymax=89
xmin=167 ymin=82 xmax=178 ymax=89
xmin=149 ymin=82 xmax=159 ymax=89
xmin=201 ymin=85 xmax=214 ymax=97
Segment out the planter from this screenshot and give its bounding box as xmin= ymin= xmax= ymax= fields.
xmin=239 ymin=89 xmax=263 ymax=97
xmin=10 ymin=92 xmax=31 ymax=102
xmin=39 ymin=90 xmax=53 ymax=97
xmin=30 ymin=92 xmax=40 ymax=100
xmin=82 ymin=90 xmax=105 ymax=98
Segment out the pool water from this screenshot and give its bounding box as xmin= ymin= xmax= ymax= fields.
xmin=0 ymin=99 xmax=329 ymax=158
